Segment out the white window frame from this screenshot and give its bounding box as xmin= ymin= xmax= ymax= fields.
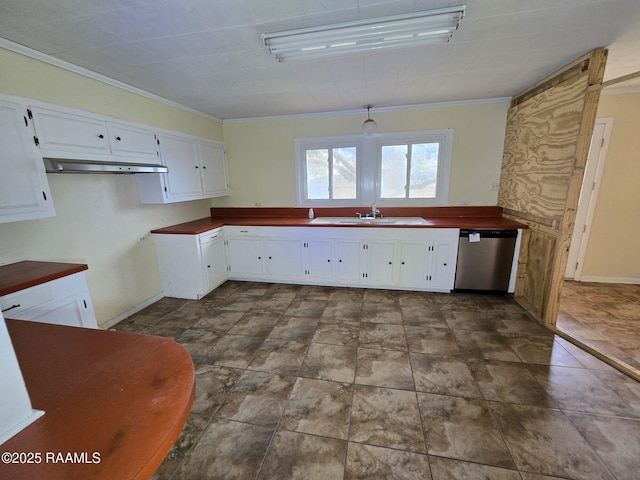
xmin=374 ymin=130 xmax=453 ymax=206
xmin=295 ymin=135 xmax=363 ymax=207
xmin=295 ymin=130 xmax=452 ymax=207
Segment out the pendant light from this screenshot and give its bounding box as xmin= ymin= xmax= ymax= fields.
xmin=362 ymin=105 xmax=377 ymax=135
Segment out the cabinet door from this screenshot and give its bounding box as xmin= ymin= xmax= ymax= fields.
xmin=366 ymin=241 xmax=395 ymax=284
xmin=199 ymin=141 xmax=229 ymax=196
xmin=226 ymin=237 xmax=265 ymax=278
xmin=107 ymin=123 xmax=158 ymax=161
xmin=202 ymin=237 xmax=227 ymax=290
xmin=335 ymin=241 xmax=362 ymax=284
xmin=30 ymin=106 xmax=110 ymax=155
xmin=265 ymin=238 xmax=303 ymax=280
xmin=0 ymin=100 xmax=55 ymax=224
xmin=399 ymin=242 xmax=429 ymax=286
xmin=8 ymin=292 xmax=97 ymax=329
xmin=304 ymin=240 xmax=333 ymax=281
xmin=430 ymin=241 xmax=455 ymax=290
xmin=11 ymin=291 xmax=98 ymax=328
xmin=158 ymin=133 xmax=202 ymax=200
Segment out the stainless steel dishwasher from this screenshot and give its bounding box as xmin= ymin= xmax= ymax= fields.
xmin=454 ymin=229 xmax=517 ymax=292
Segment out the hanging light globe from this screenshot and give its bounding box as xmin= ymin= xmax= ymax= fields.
xmin=362 ymin=105 xmax=377 ymax=135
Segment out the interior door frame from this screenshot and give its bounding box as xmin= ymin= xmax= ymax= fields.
xmin=565 ymin=117 xmax=613 ymax=280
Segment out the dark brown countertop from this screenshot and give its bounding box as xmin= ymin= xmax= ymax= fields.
xmin=1 ymin=319 xmax=195 ymax=480
xmin=0 ymin=261 xmax=88 ymax=297
xmin=150 ymin=206 xmax=526 ymax=235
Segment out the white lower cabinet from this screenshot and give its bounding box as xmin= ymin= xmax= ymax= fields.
xmin=0 ymin=272 xmax=97 ymax=329
xmin=153 ymin=225 xmax=458 ymax=298
xmin=304 ymin=240 xmax=333 ymax=282
xmin=224 ymin=226 xmax=459 ymax=293
xmin=225 ymin=228 xmax=266 ymax=279
xmin=265 ymin=238 xmax=304 ymax=280
xmin=153 ymin=228 xmax=227 ymax=300
xmin=201 ymin=231 xmax=227 ymax=290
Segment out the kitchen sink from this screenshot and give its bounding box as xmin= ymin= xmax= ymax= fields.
xmin=311 ymin=217 xmax=429 ymax=225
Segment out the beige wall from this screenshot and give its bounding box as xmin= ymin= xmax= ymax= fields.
xmin=0 ymin=47 xmax=221 ymax=325
xmin=581 ymin=92 xmax=640 ymax=282
xmin=216 ymin=101 xmax=509 ymax=207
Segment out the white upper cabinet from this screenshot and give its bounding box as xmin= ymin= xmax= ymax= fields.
xmin=0 ymin=98 xmax=55 ymax=224
xmin=29 ymin=106 xmax=159 ymax=163
xmin=30 ymin=106 xmax=110 ymax=155
xmin=137 ymin=133 xmax=229 ymax=204
xmin=106 ymin=122 xmax=159 ymax=160
xmin=200 ymin=141 xmax=229 ymax=196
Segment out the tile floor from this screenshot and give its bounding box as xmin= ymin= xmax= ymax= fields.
xmin=115 ymin=281 xmax=640 ymax=480
xmin=557 ymin=281 xmax=640 ymax=375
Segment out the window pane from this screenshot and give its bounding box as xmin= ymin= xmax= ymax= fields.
xmin=380 ymin=145 xmax=407 ymax=198
xmin=409 ymin=143 xmax=439 ymax=198
xmin=332 ymin=147 xmax=357 ymax=199
xmin=306 ymin=149 xmax=329 ymax=199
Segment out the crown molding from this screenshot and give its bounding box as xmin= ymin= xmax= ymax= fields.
xmin=0 ymin=38 xmax=222 ymax=123
xmin=223 ymin=97 xmax=511 ymax=123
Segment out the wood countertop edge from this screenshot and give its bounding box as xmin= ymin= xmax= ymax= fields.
xmin=2 ymin=320 xmax=195 ymax=480
xmin=0 ymin=261 xmax=89 ymax=297
xmin=151 ymin=216 xmax=527 ymax=235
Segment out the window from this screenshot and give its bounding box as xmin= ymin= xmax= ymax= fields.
xmin=296 ymin=136 xmax=362 ymax=206
xmin=376 ymin=130 xmax=452 ymax=205
xmin=296 ymin=130 xmax=452 ymax=206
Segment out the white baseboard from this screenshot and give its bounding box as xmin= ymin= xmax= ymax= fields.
xmin=570 ymin=275 xmax=640 ymax=285
xmin=100 ymin=292 xmax=164 ymax=329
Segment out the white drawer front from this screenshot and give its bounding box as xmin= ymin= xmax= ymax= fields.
xmin=0 ymin=273 xmax=88 ymax=318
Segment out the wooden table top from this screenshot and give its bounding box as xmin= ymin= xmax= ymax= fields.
xmin=1 ymin=319 xmax=194 ymax=480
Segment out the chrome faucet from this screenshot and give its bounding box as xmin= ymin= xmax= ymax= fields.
xmin=370 ymin=203 xmax=382 ymax=219
xmin=356 ymin=204 xmax=382 ymax=219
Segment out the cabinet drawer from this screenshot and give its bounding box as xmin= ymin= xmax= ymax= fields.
xmin=224 ymin=226 xmax=261 ymax=236
xmin=198 ymin=228 xmax=224 ymax=246
xmin=0 ymin=273 xmax=88 ymax=317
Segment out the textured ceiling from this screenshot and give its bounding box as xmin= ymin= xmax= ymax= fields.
xmin=1 ymin=0 xmax=639 ymax=120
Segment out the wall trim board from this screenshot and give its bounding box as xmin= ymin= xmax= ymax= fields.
xmin=573 ymin=276 xmax=640 ymax=285
xmin=511 ymin=58 xmax=591 ymax=108
xmin=100 ymin=292 xmax=164 ymax=329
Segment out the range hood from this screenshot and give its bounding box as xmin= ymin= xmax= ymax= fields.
xmin=43 ymin=158 xmax=168 ymax=174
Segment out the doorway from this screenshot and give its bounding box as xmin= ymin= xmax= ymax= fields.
xmin=565 ymin=118 xmax=612 ymax=280
xmin=556 ymin=116 xmax=640 ymax=379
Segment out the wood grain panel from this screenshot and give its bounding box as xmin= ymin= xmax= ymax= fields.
xmin=498 ymin=49 xmax=607 ymax=325
xmin=498 ymin=72 xmax=588 ymax=220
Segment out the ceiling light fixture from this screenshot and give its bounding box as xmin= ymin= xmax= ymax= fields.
xmin=362 ymin=105 xmax=377 ymax=135
xmin=262 ymin=6 xmax=466 ymax=62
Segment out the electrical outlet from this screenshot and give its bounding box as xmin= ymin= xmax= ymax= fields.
xmin=137 ymin=235 xmax=146 ymax=243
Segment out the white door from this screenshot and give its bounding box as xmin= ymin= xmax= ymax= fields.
xmin=565 ymin=118 xmax=612 ymax=279
xmin=199 ymin=142 xmax=228 ymax=196
xmin=202 ymin=237 xmax=227 ymax=289
xmin=107 ymin=123 xmax=158 ymax=161
xmin=366 ymin=241 xmax=395 ymax=284
xmin=264 ymin=238 xmax=304 ymax=279
xmin=335 ymin=241 xmax=362 ymax=284
xmin=226 ymin=237 xmax=265 ymax=278
xmin=158 ymin=134 xmax=202 ymax=200
xmin=398 ymin=242 xmax=429 ymax=286
xmin=30 ymin=106 xmax=110 ymax=154
xmin=305 ymin=240 xmax=333 ymax=281
xmin=0 ymin=100 xmax=55 ymax=223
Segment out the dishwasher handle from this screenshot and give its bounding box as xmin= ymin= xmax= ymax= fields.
xmin=460 ymin=229 xmax=518 ymax=239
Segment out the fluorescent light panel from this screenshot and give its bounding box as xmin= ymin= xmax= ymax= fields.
xmin=262 ymin=6 xmax=465 ymax=62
